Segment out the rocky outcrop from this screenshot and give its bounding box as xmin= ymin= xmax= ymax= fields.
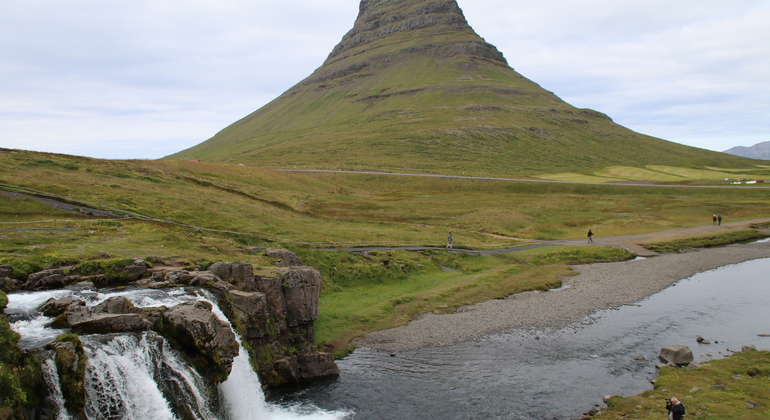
xmin=209 ymin=261 xmax=257 ymax=291
xmin=25 ymin=251 xmax=337 ymax=388
xmin=160 ymin=301 xmax=239 ymax=381
xmin=282 ymin=267 xmax=321 ymax=326
xmin=265 ymin=249 xmax=304 ymax=267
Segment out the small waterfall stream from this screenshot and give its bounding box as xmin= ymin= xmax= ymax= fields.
xmin=7 ymin=288 xmax=350 ymax=420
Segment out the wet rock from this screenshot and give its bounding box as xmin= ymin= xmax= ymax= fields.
xmin=161 ymin=301 xmax=239 ymax=380
xmin=49 ymin=300 xmax=90 ymax=328
xmin=0 ymin=265 xmax=11 ymax=278
xmin=39 ymin=296 xmax=85 ymax=317
xmin=741 ymin=345 xmax=757 ymax=352
xmin=72 ymin=313 xmax=153 ymax=334
xmin=298 ymin=353 xmax=339 ymax=380
xmin=696 ymin=336 xmax=711 ymax=344
xmin=92 ymin=296 xmax=144 ymax=315
xmin=272 ymin=353 xmax=339 ymax=386
xmin=659 ymin=345 xmax=694 ymax=366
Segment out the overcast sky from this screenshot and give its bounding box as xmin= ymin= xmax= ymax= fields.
xmin=1 ymin=0 xmax=769 ymax=160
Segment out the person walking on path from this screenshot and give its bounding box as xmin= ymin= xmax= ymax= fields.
xmin=718 ymin=215 xmax=722 ymax=226
xmin=587 ymin=229 xmax=594 ymax=243
xmin=666 ymin=397 xmax=686 ymax=420
xmin=446 ymin=232 xmax=453 ymax=249
xmin=712 ymin=214 xmax=717 ymax=225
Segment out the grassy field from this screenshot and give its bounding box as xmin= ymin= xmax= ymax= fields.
xmin=642 ymin=230 xmax=769 ymax=253
xmin=295 ymin=246 xmax=633 ymax=355
xmin=598 ymin=350 xmax=770 ymax=420
xmin=2 ymin=149 xmax=770 ymax=352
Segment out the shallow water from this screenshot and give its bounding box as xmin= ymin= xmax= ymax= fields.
xmin=277 ymin=258 xmax=770 ymax=419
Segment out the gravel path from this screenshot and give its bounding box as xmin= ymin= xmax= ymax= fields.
xmin=354 ymin=241 xmax=770 ymax=352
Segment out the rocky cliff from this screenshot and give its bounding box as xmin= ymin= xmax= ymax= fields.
xmin=0 ymin=249 xmax=338 ymax=395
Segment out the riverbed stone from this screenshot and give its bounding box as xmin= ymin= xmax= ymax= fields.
xmin=659 ymin=345 xmax=694 ymax=366
xmin=72 ymin=313 xmax=153 ymax=334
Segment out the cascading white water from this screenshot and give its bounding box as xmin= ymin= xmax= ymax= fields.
xmin=41 ymin=358 xmax=69 ymax=420
xmin=6 ymin=288 xmax=351 ymax=420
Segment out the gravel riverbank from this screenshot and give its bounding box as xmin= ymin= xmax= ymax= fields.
xmin=354 ymin=241 xmax=770 ymax=352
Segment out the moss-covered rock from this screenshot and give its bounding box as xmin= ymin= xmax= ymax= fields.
xmin=48 ymin=334 xmax=87 ymax=417
xmin=0 ymin=290 xmax=45 ymax=418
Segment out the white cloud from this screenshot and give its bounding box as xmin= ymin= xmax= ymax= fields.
xmin=1 ymin=0 xmax=768 ymax=159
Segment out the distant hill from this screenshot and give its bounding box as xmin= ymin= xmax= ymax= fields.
xmin=168 ymin=0 xmax=758 ymax=176
xmin=723 ymin=141 xmax=770 ymax=160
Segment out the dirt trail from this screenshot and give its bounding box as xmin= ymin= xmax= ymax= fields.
xmin=331 ymin=218 xmax=770 ymax=257
xmin=570 ymin=218 xmax=770 ymax=256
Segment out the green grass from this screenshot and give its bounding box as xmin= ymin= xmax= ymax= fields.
xmin=642 ymin=230 xmax=769 ymax=253
xmin=599 ymin=350 xmax=770 ymax=420
xmin=301 ymin=246 xmax=633 ymax=355
xmin=1 ymin=149 xmax=769 ymax=353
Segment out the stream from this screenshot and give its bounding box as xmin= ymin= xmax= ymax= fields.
xmin=276 ymin=257 xmax=770 ymax=419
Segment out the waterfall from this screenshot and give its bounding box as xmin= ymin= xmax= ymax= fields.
xmin=6 ymin=289 xmax=351 ymax=420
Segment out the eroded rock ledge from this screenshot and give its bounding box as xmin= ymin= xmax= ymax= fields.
xmin=2 ymin=248 xmax=338 ymax=389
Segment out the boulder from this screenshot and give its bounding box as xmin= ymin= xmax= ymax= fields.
xmin=0 ymin=265 xmax=11 ymax=278
xmin=164 ymin=270 xmax=197 ymax=284
xmin=282 ymin=268 xmax=321 ymax=326
xmin=72 ymin=313 xmax=153 ymax=334
xmin=49 ymin=300 xmax=90 ymax=328
xmin=123 ymin=260 xmax=148 ymax=277
xmin=272 ymin=353 xmax=338 ymax=385
xmin=92 ymin=296 xmax=144 ymax=315
xmin=298 ymin=353 xmax=340 ymax=380
xmin=265 ymin=249 xmax=304 ymax=267
xmin=659 ymin=345 xmax=694 ymax=366
xmin=39 ymin=296 xmax=85 ymax=317
xmin=24 ymin=269 xmax=67 ymax=290
xmin=741 ymin=345 xmax=757 ymax=352
xmin=161 ymin=301 xmax=239 ymax=380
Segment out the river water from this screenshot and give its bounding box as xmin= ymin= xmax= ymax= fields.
xmin=7 ymin=258 xmax=769 ymax=419
xmin=276 ymin=258 xmax=770 ymax=419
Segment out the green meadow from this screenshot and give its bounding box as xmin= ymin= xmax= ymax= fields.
xmin=2 ymin=149 xmax=770 ymax=352
xmin=600 ymin=350 xmax=770 ymax=420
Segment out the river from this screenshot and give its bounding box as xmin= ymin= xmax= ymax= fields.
xmin=275 ymin=257 xmax=770 ymax=419
xmin=7 ymin=258 xmax=769 ymax=419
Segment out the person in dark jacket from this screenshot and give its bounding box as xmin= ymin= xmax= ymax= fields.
xmin=666 ymin=397 xmax=686 ymax=420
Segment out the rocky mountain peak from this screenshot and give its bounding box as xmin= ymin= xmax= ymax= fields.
xmin=325 ymin=0 xmax=505 ymax=65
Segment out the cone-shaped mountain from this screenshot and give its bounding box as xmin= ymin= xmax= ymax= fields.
xmin=169 ymin=0 xmax=751 ymax=175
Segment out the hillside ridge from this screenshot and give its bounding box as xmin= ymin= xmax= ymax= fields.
xmin=168 ymin=0 xmax=759 ymax=176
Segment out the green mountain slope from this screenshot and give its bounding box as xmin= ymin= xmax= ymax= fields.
xmin=169 ymin=0 xmax=757 ymax=176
